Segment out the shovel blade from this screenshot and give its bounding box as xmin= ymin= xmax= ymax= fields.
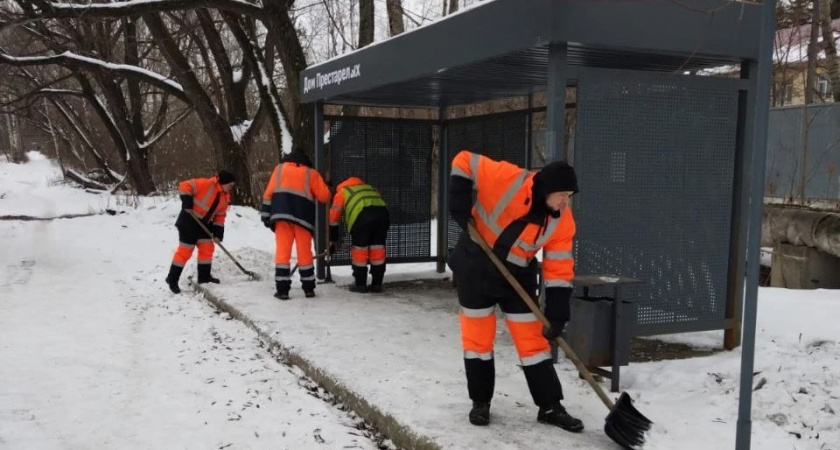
xmin=245 ymin=271 xmax=261 ymax=281
xmin=603 ymin=392 xmax=652 ymax=450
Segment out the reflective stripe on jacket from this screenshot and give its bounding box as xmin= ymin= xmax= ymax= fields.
xmin=261 ymin=162 xmax=331 ymax=231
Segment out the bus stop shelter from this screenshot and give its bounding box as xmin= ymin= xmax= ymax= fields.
xmin=303 ymin=0 xmax=767 ymax=336
xmin=301 ymin=1 xmax=774 ymax=446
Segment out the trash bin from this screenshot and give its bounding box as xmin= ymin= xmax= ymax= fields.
xmin=566 ymin=296 xmax=636 ymax=368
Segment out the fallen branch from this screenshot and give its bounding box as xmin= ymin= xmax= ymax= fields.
xmin=64 ymin=168 xmax=109 ymax=190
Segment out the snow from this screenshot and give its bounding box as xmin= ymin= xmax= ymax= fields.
xmin=2 ymin=153 xmax=839 ymax=450
xmin=46 ymin=0 xmax=260 ymax=15
xmin=761 ymin=247 xmax=773 ymax=267
xmin=230 ymin=120 xmax=253 ymax=144
xmin=0 ymin=153 xmax=381 ymax=449
xmin=0 ymin=152 xmax=107 ymax=218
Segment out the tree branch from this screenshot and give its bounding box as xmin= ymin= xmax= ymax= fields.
xmin=143 ymin=107 xmax=192 ymax=150
xmin=0 ymin=50 xmax=188 ymax=102
xmin=15 ymin=0 xmax=265 ymax=21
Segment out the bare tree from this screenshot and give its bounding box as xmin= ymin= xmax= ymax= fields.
xmin=0 ymin=11 xmax=192 ymax=194
xmin=2 ymin=1 xmax=315 ymax=204
xmin=818 ymin=0 xmax=840 ymax=101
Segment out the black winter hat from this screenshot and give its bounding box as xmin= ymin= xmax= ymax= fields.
xmin=217 ymin=170 xmax=236 ymax=185
xmin=534 ymin=161 xmax=578 ymax=195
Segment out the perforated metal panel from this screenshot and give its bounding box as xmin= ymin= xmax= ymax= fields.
xmin=445 ymin=112 xmax=529 ymax=251
xmin=328 ymin=117 xmax=434 ymax=265
xmin=574 ymin=70 xmax=738 ymax=336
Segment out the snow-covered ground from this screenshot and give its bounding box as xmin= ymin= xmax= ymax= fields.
xmin=1 ymin=153 xmax=838 ymax=450
xmin=0 ymin=154 xmax=382 ymax=449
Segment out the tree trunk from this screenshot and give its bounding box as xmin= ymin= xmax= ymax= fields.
xmin=76 ymin=75 xmax=157 ymax=195
xmin=818 ymin=0 xmax=840 ymax=101
xmin=359 ymin=0 xmax=374 ymax=48
xmin=449 ymin=0 xmax=459 ymax=14
xmin=386 ymin=0 xmax=405 ymax=36
xmin=222 ymin=13 xmax=292 ymax=157
xmin=144 ymin=12 xmax=253 ymax=204
xmin=805 ymin=1 xmax=819 ymax=105
xmin=52 ymin=97 xmax=121 ymax=183
xmin=269 ymin=6 xmax=314 ymax=160
xmin=4 ymin=113 xmax=26 ymax=163
xmin=342 ymin=0 xmax=376 ymax=119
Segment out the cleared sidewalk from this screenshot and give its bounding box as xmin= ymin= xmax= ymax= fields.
xmin=193 ymin=246 xmax=620 ymax=450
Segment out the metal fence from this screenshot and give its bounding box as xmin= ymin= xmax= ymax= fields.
xmin=766 ymin=103 xmax=840 ymax=203
xmin=327 ymin=117 xmax=435 ymax=265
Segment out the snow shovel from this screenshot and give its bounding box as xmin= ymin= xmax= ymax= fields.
xmin=318 ymin=216 xmax=335 ymax=284
xmin=189 ymin=212 xmax=261 ymax=281
xmin=467 ymin=222 xmax=652 ymax=450
xmin=290 ymin=250 xmax=328 ymax=276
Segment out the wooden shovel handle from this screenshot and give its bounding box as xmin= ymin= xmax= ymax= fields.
xmin=188 ymin=211 xmax=253 ymax=276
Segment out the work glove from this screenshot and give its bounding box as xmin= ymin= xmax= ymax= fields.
xmin=542 ymin=287 xmax=572 ymax=341
xmin=180 ymin=194 xmax=193 ymax=211
xmin=212 ymin=224 xmax=224 ymax=242
xmin=542 ymin=320 xmax=567 ymax=341
xmin=452 ymin=211 xmax=470 ymax=231
xmin=263 ymin=219 xmax=276 ymax=232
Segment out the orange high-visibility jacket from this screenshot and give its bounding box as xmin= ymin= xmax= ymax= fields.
xmin=450 ymin=150 xmax=575 ymax=289
xmin=178 ymin=176 xmax=230 ymax=226
xmin=261 ymin=161 xmax=331 ymax=231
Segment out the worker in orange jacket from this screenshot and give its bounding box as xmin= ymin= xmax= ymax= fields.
xmin=261 ymin=150 xmax=331 ymax=300
xmin=165 ymin=170 xmax=236 ymax=294
xmin=447 ymin=150 xmax=583 ymax=432
xmin=329 ymin=177 xmax=390 ymax=293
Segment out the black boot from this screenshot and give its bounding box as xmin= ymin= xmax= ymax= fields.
xmin=351 ymin=265 xmax=368 ymax=292
xmin=274 ymin=291 xmax=290 ymax=300
xmin=348 ymin=284 xmax=368 ymax=293
xmin=537 ymin=403 xmax=584 ymax=432
xmin=370 ymin=264 xmax=385 ymax=293
xmin=304 ymin=290 xmax=316 ymax=298
xmin=469 ymin=402 xmax=491 ymax=426
xmin=368 ymin=284 xmax=383 ymax=293
xmin=197 ymin=264 xmax=220 ymax=284
xmin=165 ymin=265 xmax=183 ymax=294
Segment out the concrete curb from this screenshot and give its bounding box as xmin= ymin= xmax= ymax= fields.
xmin=189 ymin=281 xmax=442 ymax=450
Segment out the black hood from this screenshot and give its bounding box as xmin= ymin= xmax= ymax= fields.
xmin=281 ymin=149 xmax=313 ymax=168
